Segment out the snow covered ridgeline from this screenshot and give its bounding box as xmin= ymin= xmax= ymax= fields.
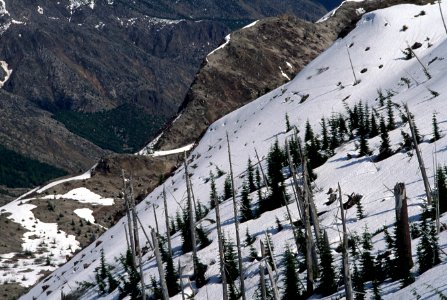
xmin=23 ymin=2 xmax=447 ymax=299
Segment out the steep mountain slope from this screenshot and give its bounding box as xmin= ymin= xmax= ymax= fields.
xmin=14 ymin=1 xmax=447 ymax=300
xmin=0 ymin=0 xmax=327 ymax=190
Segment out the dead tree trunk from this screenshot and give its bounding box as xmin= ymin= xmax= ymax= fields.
xmin=405 ymin=104 xmax=432 ymax=204
xmin=264 ymin=231 xmax=278 ymax=279
xmin=178 ymin=260 xmax=186 ymax=300
xmin=135 ymin=214 xmax=153 ymax=250
xmin=153 ymin=204 xmax=160 ymax=235
xmin=282 ymin=191 xmax=302 ymax=252
xmin=122 ymin=170 xmax=136 ymax=267
xmin=406 ymin=45 xmax=431 ymax=80
xmin=394 ymin=183 xmax=413 ymax=269
xmin=338 ymin=183 xmax=353 ymax=300
xmin=129 ymin=177 xmax=146 ymax=296
xmin=260 ymin=241 xmax=279 ymax=300
xmin=213 ymin=186 xmax=228 ymax=300
xmin=303 ymin=158 xmax=321 ymax=242
xmin=259 ymin=262 xmax=267 ymax=300
xmin=226 ymin=132 xmax=246 ymax=300
xmin=285 ymin=140 xmax=305 ymax=222
xmin=184 ymin=152 xmax=199 ymax=279
xmin=439 ymin=1 xmax=447 ymax=35
xmin=152 ymin=229 xmax=169 ymax=300
xmin=346 ymin=46 xmax=358 ymax=84
xmin=255 ymin=148 xmax=270 ymax=188
xmin=163 ymin=186 xmax=173 ymax=256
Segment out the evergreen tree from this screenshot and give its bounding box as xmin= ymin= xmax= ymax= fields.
xmin=377 ymin=116 xmax=393 ymax=161
xmin=223 ymin=235 xmax=240 ymax=282
xmin=254 ymin=269 xmax=274 ymax=300
xmin=247 ymin=158 xmax=256 ymax=193
xmin=329 ymin=115 xmax=339 ymax=152
xmin=386 ymin=98 xmax=396 ymax=130
xmin=224 ymin=174 xmax=233 ymax=200
xmin=338 ymin=114 xmax=348 ymax=142
xmin=197 ymin=225 xmax=211 ymax=249
xmin=382 ymin=226 xmax=397 ymax=280
xmin=165 ymin=254 xmax=180 ymax=296
xmin=369 ymin=112 xmax=379 ymax=138
xmin=360 ymin=228 xmax=375 ymax=283
xmin=318 ymin=231 xmax=337 ymax=296
xmin=240 ymin=182 xmax=254 ymax=222
xmin=209 ymin=172 xmax=218 ymax=209
xmin=432 ymin=113 xmax=441 ymax=142
xmin=245 ymin=227 xmax=255 ymax=246
xmin=282 ymin=245 xmax=302 ymax=300
xmin=275 ymin=216 xmax=283 ymax=232
xmin=175 ymin=210 xmax=183 ymax=234
xmin=193 ymin=255 xmax=208 ymax=288
xmin=180 ymin=203 xmax=193 ymax=253
xmin=358 ymin=102 xmax=371 ymax=156
xmin=149 ymin=276 xmax=162 ymax=300
xmin=305 ymin=120 xmax=314 ymax=142
xmin=118 ymin=249 xmax=141 ymax=300
xmin=95 ymin=249 xmax=108 ymax=294
xmin=437 ymin=167 xmax=447 ymax=214
xmin=377 ymin=89 xmax=386 ymax=107
xmin=228 ymin=281 xmax=240 ymax=300
xmin=364 ymin=104 xmax=371 ymax=135
xmin=285 ymin=113 xmax=292 ymax=132
xmin=169 ymin=218 xmax=177 ymax=235
xmin=417 ymin=204 xmax=441 ymax=274
xmin=263 ymin=140 xmax=287 ymax=213
xmin=356 ymin=201 xmax=365 ymax=220
xmin=408 ymin=113 xmax=422 ymax=143
xmin=353 ymin=262 xmax=365 ymax=300
xmin=371 ymin=279 xmax=382 ymax=300
xmin=288 ymin=137 xmax=301 ymax=166
xmin=321 ymin=118 xmax=329 ymax=150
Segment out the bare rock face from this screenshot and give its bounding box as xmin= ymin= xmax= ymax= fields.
xmin=0 ymin=0 xmax=328 ymax=189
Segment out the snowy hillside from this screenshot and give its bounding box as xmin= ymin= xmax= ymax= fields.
xmin=14 ymin=2 xmax=447 ymax=299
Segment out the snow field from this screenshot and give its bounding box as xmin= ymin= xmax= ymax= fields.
xmin=21 ymin=2 xmax=447 ymax=299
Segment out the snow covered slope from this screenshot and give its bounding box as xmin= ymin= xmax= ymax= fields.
xmin=20 ymin=2 xmax=447 ymax=299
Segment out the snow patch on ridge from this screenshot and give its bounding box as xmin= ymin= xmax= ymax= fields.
xmin=42 ymin=187 xmax=114 ymax=206
xmin=0 ymin=61 xmax=12 ymax=88
xmin=207 ymin=34 xmax=231 ymax=57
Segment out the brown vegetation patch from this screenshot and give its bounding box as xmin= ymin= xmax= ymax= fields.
xmin=0 ymin=213 xmax=27 ymax=255
xmin=29 ymin=199 xmax=108 ymax=249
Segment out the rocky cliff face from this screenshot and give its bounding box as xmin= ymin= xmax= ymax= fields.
xmin=0 ymin=0 xmax=328 ymax=190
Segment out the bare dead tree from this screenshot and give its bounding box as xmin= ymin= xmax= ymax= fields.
xmin=135 ymin=214 xmax=153 ymax=250
xmin=153 ymin=204 xmax=160 ymax=235
xmin=255 ymin=148 xmax=270 ymax=188
xmin=285 ymin=140 xmax=305 ymax=222
xmin=338 ymin=183 xmax=353 ymax=300
xmin=213 ymin=185 xmax=228 ymax=300
xmin=394 ymin=183 xmax=413 ymax=269
xmin=259 ymin=262 xmax=267 ymax=300
xmin=130 ymin=177 xmax=146 ymax=296
xmin=406 ymin=44 xmax=431 ymax=80
xmin=405 ymin=104 xmax=432 ymax=204
xmin=184 ymin=152 xmax=199 ymax=282
xmin=178 ymin=260 xmax=186 ymax=300
xmin=122 ymin=170 xmax=136 ymax=266
xmin=152 ymin=229 xmax=169 ymax=300
xmin=260 ymin=240 xmax=279 ymax=300
xmin=346 ymin=46 xmax=358 ymax=85
xmin=439 ymin=0 xmax=447 ymax=35
xmin=163 ymin=186 xmax=173 ymax=256
xmin=226 ymin=132 xmax=246 ymax=300
xmin=282 ymin=191 xmax=302 ymax=253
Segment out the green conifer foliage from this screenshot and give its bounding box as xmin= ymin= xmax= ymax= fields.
xmin=240 ymin=182 xmax=254 ymax=222
xmin=318 ymin=231 xmax=336 ymax=296
xmin=282 ymin=245 xmax=302 ymax=300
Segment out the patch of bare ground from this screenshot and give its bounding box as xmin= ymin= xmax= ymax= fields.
xmin=0 ymin=282 xmax=30 ymax=300
xmin=29 ymin=199 xmax=109 ymax=249
xmin=0 ymin=213 xmax=27 ymax=255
